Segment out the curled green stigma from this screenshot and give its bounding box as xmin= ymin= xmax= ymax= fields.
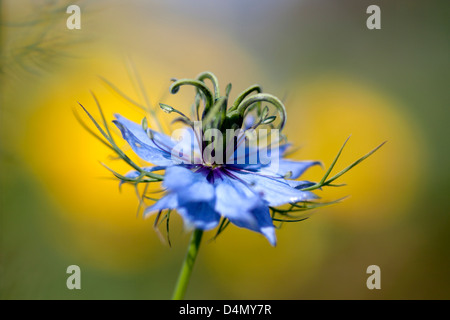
xmin=168 ymin=71 xmax=287 ymax=134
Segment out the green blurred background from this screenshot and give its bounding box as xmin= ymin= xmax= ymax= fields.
xmin=1 ymin=0 xmax=449 ymax=299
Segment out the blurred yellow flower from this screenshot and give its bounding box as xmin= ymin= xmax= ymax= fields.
xmin=287 ymin=76 xmax=425 ymax=228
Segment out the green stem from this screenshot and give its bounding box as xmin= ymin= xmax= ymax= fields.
xmin=171 ymin=229 xmax=204 ymax=300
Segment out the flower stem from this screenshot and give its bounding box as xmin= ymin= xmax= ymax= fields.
xmin=171 ymin=228 xmax=204 ymax=300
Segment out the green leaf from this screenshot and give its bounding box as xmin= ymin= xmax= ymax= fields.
xmin=324 ymin=141 xmax=387 ymax=186
xmin=170 ymin=79 xmax=214 ymax=114
xmin=211 ymin=217 xmax=231 ymax=241
xmin=160 ymin=103 xmax=174 ymax=113
xmin=320 ymin=135 xmax=351 ymax=184
xmin=196 ymin=71 xmax=221 ymax=100
xmin=261 ymin=105 xmax=269 ymax=119
xmin=262 ymin=115 xmax=276 ymax=124
xmin=229 ymin=84 xmax=262 ymax=111
xmin=225 ymin=83 xmax=232 ymax=99
xmin=141 ymin=117 xmax=148 ymax=131
xmin=202 ymin=97 xmax=227 ymax=127
xmin=300 ymin=137 xmax=385 ymax=192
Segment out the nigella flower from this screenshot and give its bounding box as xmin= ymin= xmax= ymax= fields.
xmin=79 ymin=71 xmax=384 ymax=299
xmin=113 ymin=113 xmax=320 ymax=246
xmin=79 ymin=71 xmax=384 ymax=246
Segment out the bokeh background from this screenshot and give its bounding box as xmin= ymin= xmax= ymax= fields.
xmin=1 ymin=0 xmax=449 ymax=299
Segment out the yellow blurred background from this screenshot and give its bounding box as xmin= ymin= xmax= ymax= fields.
xmin=1 ymin=0 xmax=449 ymax=299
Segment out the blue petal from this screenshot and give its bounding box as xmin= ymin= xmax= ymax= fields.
xmin=160 ymin=166 xmax=218 ymax=229
xmin=228 ymin=204 xmax=276 ymax=246
xmin=214 ymin=174 xmax=262 ymax=226
xmin=113 ymin=115 xmax=178 ymax=166
xmin=177 ymin=201 xmax=221 ymax=230
xmin=243 ymin=115 xmax=255 ymax=130
xmin=231 ymin=170 xmax=319 ymax=206
xmin=144 ymin=193 xmax=178 ymax=217
xmin=179 ymin=180 xmax=215 ymax=203
xmin=162 ymin=165 xmax=199 ymax=190
xmin=285 ymin=180 xmax=317 ymax=190
xmin=143 ymin=166 xmax=167 ymax=172
xmin=162 ymin=166 xmax=215 ymax=203
xmin=115 ymin=114 xmax=174 ymax=148
xmin=144 ymin=190 xmax=219 ymax=230
xmin=226 ymin=146 xmax=262 ymax=169
xmin=121 ymin=170 xmax=140 ymax=182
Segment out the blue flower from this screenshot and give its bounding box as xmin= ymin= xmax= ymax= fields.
xmin=113 ymin=112 xmax=320 ymax=246
xmin=80 ymin=72 xmax=383 ymax=247
xmin=77 ymin=72 xmax=385 ymax=302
